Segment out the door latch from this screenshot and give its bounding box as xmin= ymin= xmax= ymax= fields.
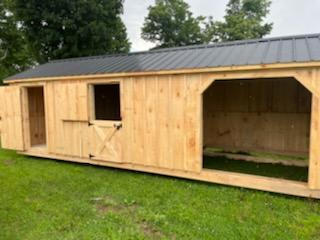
xmin=114 ymin=123 xmax=122 ymax=130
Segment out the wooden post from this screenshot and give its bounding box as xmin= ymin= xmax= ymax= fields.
xmin=294 ymin=69 xmax=320 ymax=190
xmin=309 ymin=95 xmax=320 ymax=189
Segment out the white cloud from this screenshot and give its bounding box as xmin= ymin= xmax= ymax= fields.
xmin=123 ymin=0 xmax=320 ymax=52
xmin=122 ymin=0 xmax=156 ymax=51
xmin=267 ymin=0 xmax=320 ymax=37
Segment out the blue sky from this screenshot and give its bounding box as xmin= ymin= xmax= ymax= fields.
xmin=122 ymin=0 xmax=320 ymax=51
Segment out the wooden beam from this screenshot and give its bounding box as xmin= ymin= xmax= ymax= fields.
xmin=294 ymin=69 xmax=320 ymax=190
xmin=294 ymin=70 xmax=320 ymax=98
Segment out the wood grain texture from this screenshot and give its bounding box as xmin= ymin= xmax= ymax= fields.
xmin=119 ymin=75 xmax=201 ymax=172
xmin=0 ymin=86 xmax=24 ymax=150
xmin=309 ymin=91 xmax=320 ymax=188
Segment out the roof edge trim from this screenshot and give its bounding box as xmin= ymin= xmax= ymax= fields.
xmin=5 ymin=61 xmax=320 ymax=84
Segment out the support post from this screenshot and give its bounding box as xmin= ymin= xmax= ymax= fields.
xmin=309 ymin=95 xmax=320 ymax=189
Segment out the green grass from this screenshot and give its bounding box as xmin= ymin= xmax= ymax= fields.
xmin=206 ymin=147 xmax=309 ymax=161
xmin=1 ymin=149 xmax=320 ymax=239
xmin=203 ymin=155 xmax=308 ymax=182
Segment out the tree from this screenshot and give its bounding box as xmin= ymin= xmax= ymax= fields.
xmin=215 ymin=0 xmax=273 ymax=41
xmin=0 ymin=0 xmax=34 ymax=82
xmin=13 ymin=0 xmax=130 ymax=62
xmin=141 ymin=0 xmax=210 ymax=48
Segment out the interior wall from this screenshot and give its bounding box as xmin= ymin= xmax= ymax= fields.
xmin=203 ymin=78 xmax=312 ymax=155
xmin=28 ymin=87 xmax=46 ymax=146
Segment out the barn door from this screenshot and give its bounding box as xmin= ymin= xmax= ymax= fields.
xmin=0 ymin=86 xmax=24 ymax=150
xmin=89 ymin=121 xmax=122 ymax=163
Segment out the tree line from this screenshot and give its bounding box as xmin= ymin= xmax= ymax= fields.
xmin=0 ymin=0 xmax=272 ymax=81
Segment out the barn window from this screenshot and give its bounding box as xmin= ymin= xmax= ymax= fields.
xmin=93 ymin=84 xmax=121 ymax=121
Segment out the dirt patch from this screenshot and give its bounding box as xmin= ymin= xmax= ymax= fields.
xmin=311 ymin=226 xmax=320 ymax=240
xmin=139 ymin=220 xmax=164 ymax=239
xmin=95 ymin=202 xmax=123 ymax=215
xmin=3 ymin=159 xmax=14 ymax=166
xmin=91 ymin=197 xmax=123 ymax=215
xmin=91 ymin=196 xmax=165 ymax=239
xmin=91 ymin=196 xmax=138 ymax=215
xmin=125 ymin=203 xmax=139 ymax=213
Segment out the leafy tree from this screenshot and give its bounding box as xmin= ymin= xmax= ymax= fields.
xmin=0 ymin=0 xmax=34 ymax=82
xmin=141 ymin=0 xmax=272 ymax=48
xmin=142 ymin=0 xmax=210 ymax=48
xmin=13 ymin=0 xmax=130 ymax=62
xmin=215 ymin=0 xmax=273 ymax=41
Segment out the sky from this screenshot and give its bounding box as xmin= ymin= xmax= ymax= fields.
xmin=122 ymin=0 xmax=320 ymax=51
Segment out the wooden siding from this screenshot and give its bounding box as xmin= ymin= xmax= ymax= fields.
xmin=45 ymin=80 xmax=89 ymax=156
xmin=43 ymin=75 xmax=202 ymax=172
xmin=0 ymin=86 xmax=24 ymax=150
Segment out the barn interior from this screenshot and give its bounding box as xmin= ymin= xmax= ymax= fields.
xmin=93 ymin=84 xmax=121 ymax=121
xmin=202 ymin=77 xmax=311 ymax=182
xmin=27 ymin=87 xmax=47 ymax=148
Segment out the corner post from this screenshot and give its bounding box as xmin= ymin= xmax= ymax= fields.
xmin=309 ymin=94 xmax=320 ymax=189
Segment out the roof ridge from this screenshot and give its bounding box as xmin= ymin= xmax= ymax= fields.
xmin=48 ymin=33 xmax=320 ymax=64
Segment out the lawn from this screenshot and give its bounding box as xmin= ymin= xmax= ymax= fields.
xmin=1 ymin=149 xmax=320 ymax=240
xmin=203 ymin=155 xmax=308 ymax=182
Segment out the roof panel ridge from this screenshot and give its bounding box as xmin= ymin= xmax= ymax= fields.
xmin=276 ymin=38 xmax=283 ymax=63
xmin=261 ymin=39 xmax=272 ymax=64
xmin=292 ymin=38 xmax=297 ymax=62
xmin=304 ymin=37 xmax=314 ymax=61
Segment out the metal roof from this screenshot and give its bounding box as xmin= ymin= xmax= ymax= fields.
xmin=5 ymin=33 xmax=320 ymax=81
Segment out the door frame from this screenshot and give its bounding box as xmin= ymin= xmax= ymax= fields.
xmin=87 ymin=79 xmax=123 ymax=162
xmin=21 ymin=84 xmax=49 ymax=151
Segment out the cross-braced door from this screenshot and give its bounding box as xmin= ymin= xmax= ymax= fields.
xmin=89 ymin=121 xmax=122 ymax=163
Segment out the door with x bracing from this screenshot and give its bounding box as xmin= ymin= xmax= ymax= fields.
xmin=89 ymin=121 xmax=122 ymax=163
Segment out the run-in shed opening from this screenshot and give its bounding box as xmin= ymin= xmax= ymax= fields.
xmin=202 ymin=77 xmax=311 ymax=182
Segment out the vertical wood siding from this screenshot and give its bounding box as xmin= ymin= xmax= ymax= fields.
xmin=43 ymin=75 xmax=202 ymax=173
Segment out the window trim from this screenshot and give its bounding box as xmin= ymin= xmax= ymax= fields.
xmin=88 ymin=81 xmax=122 ymax=124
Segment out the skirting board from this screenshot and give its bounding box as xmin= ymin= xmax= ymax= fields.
xmin=20 ymin=150 xmax=320 ymax=199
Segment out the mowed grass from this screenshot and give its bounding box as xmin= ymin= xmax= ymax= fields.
xmin=1 ymin=149 xmax=320 ymax=239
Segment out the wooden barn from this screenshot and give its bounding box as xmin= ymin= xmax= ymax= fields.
xmin=1 ymin=33 xmax=320 ymax=198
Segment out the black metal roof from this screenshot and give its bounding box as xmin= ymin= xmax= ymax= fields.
xmin=6 ymin=33 xmax=320 ymax=81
